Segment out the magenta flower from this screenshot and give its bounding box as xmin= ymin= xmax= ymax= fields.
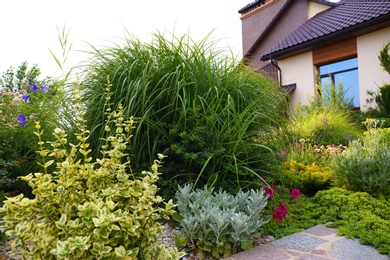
xmin=265 ymin=186 xmax=276 ymax=198
xmin=30 ymin=83 xmax=38 ymax=93
xmin=40 ymin=84 xmax=49 ymax=93
xmin=272 ymin=203 xmax=288 ymax=221
xmin=290 ymin=189 xmax=301 ymax=199
xmin=17 ymin=114 xmax=27 ymax=127
xmin=22 ymin=94 xmax=29 ymax=102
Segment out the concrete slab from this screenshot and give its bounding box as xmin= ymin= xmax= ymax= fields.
xmin=271 ymin=233 xmax=328 ymax=251
xmin=227 ymin=243 xmax=291 ymax=260
xmin=303 ymin=224 xmax=337 ymax=237
xmin=331 ymin=238 xmax=390 ymax=260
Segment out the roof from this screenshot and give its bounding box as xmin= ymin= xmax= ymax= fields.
xmin=261 ymin=0 xmax=390 ymax=61
xmin=238 ymin=0 xmax=337 ymax=15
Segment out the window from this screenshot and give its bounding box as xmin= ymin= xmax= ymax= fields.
xmin=318 ymin=57 xmax=359 ymax=108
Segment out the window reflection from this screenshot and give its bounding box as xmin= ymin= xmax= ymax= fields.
xmin=318 ymin=57 xmax=359 ymax=108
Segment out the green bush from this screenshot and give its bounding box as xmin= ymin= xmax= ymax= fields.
xmin=330 ymin=128 xmax=390 ymax=197
xmin=174 ymin=184 xmax=271 ymax=258
xmin=288 ymin=107 xmax=361 ymax=146
xmin=275 ymin=139 xmax=345 ymax=195
xmin=0 ymin=89 xmax=184 ymax=259
xmin=280 ymin=160 xmax=331 ymax=195
xmin=0 ymin=63 xmax=75 ymax=196
xmin=311 ymin=188 xmax=390 ymax=255
xmin=263 ymin=187 xmax=390 ymax=255
xmin=365 ymin=84 xmax=390 ymax=118
xmin=80 ymin=32 xmax=288 ymax=192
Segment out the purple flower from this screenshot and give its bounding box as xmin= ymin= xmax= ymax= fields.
xmin=265 ymin=186 xmax=276 ymax=199
xmin=40 ymin=84 xmax=49 ymax=93
xmin=272 ymin=203 xmax=288 ymax=221
xmin=30 ymin=83 xmax=38 ymax=93
xmin=17 ymin=114 xmax=27 ymax=127
xmin=22 ymin=94 xmax=29 ymax=102
xmin=290 ymin=189 xmax=301 ymax=199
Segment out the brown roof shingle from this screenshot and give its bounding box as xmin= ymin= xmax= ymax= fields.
xmin=261 ymin=0 xmax=390 ymax=61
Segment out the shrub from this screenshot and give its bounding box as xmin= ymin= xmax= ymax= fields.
xmin=263 ymin=187 xmax=390 ymax=254
xmin=311 ymin=188 xmax=390 ymax=255
xmin=80 ymin=32 xmax=288 ymax=192
xmin=288 ymin=107 xmax=361 ymax=146
xmin=330 ymin=128 xmax=390 ymax=197
xmin=174 ymin=184 xmax=271 ymax=258
xmin=0 ymin=63 xmax=74 ymax=197
xmin=0 ymin=88 xmax=184 ymax=259
xmin=281 ymin=160 xmax=331 ymax=195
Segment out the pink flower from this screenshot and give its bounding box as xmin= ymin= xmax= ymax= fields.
xmin=290 ymin=189 xmax=301 ymax=199
xmin=272 ymin=203 xmax=288 ymax=221
xmin=265 ymin=186 xmax=276 ymax=198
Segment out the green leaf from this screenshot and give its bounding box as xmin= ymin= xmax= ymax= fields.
xmin=44 ymin=160 xmax=55 ymax=168
xmin=114 ymin=245 xmax=126 ymax=257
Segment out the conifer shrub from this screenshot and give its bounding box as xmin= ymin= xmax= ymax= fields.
xmin=0 ymin=87 xmax=184 ymax=259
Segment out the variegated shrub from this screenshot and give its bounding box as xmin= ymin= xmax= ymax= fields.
xmin=0 ymin=86 xmax=184 ymax=260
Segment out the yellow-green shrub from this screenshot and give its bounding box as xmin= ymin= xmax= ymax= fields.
xmin=281 ymin=160 xmax=331 ymax=195
xmin=0 ymin=89 xmax=184 ymax=259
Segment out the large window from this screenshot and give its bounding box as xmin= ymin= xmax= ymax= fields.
xmin=318 ymin=57 xmax=359 ymax=108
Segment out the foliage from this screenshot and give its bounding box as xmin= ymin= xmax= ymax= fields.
xmin=329 ymin=128 xmax=390 ymax=197
xmin=0 ymin=63 xmax=75 ymax=196
xmin=311 ymin=188 xmax=390 ymax=255
xmin=174 ymin=184 xmax=271 ymax=258
xmin=0 ymin=87 xmax=184 ymax=259
xmin=275 ymin=139 xmax=345 ymax=195
xmin=287 ymin=107 xmax=361 ymax=146
xmin=0 ymin=158 xmax=13 ymax=242
xmin=0 ymin=61 xmax=42 ymax=92
xmin=262 ymin=187 xmax=390 ymax=255
xmin=362 ymin=117 xmax=390 ymax=129
xmin=378 ymin=41 xmax=390 ymax=75
xmin=280 ymin=160 xmax=331 ymax=195
xmin=364 ymin=41 xmax=390 ymax=118
xmin=310 ymin=70 xmax=354 ymax=110
xmin=80 ymin=32 xmax=288 ymax=192
xmin=365 ymin=84 xmax=390 ymax=118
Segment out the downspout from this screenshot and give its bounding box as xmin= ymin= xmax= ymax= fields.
xmin=270 ymin=58 xmax=282 ymax=86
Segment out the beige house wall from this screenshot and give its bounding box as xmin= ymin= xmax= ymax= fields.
xmin=308 ymin=2 xmax=331 ymax=19
xmin=279 ymin=52 xmax=316 ymax=111
xmin=357 ymin=27 xmax=390 ymax=111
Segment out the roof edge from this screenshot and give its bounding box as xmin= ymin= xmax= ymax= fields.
xmin=260 ymin=12 xmax=390 ymax=61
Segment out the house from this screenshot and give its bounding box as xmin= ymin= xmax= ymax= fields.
xmin=239 ymin=0 xmax=390 ymax=111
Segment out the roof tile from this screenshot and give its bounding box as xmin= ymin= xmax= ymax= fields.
xmin=262 ymin=0 xmax=390 ymax=59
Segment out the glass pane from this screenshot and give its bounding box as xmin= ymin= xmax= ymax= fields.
xmin=335 ymin=70 xmax=359 ymax=107
xmin=319 ymin=58 xmax=358 ymax=76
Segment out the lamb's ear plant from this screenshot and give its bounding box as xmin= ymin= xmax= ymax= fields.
xmin=174 ymin=184 xmax=271 ymax=258
xmin=0 ymin=83 xmax=184 ymax=260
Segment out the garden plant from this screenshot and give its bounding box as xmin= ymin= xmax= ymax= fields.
xmin=0 ymin=85 xmax=184 ymax=259
xmin=79 ymin=32 xmax=288 ymax=194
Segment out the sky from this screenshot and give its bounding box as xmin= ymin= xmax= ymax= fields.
xmin=0 ymin=0 xmax=250 ymax=79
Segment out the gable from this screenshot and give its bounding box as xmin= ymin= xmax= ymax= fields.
xmin=261 ymin=0 xmax=390 ymax=61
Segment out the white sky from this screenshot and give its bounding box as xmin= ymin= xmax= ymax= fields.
xmin=0 ymin=0 xmax=250 ymax=79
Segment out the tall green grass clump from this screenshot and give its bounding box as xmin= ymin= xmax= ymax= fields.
xmin=80 ymin=32 xmax=288 ymax=192
xmin=287 ymin=107 xmax=361 ymax=146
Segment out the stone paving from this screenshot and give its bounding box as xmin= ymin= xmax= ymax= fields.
xmin=227 ymin=224 xmax=390 ymax=260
